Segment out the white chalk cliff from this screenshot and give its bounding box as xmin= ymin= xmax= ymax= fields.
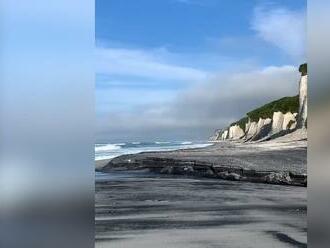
xmin=228 ymin=125 xmax=245 ymax=140
xmin=250 ymin=117 xmax=272 ymax=141
xmin=298 ymin=74 xmax=307 ymax=128
xmin=211 ymin=63 xmax=307 ymax=142
xmin=221 ymin=130 xmax=228 ymax=140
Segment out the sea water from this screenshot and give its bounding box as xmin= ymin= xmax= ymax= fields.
xmin=95 ymin=141 xmax=212 ymax=161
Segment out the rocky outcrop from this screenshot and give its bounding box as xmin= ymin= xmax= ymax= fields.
xmin=250 ymin=118 xmax=272 ymax=141
xmin=221 ymin=129 xmax=229 ymax=140
xmin=283 ymin=112 xmax=297 ymax=130
xmin=244 ymin=121 xmax=258 ymax=140
xmin=228 ymin=125 xmax=244 ymax=140
xmin=209 ymin=128 xmax=229 ymax=141
xmin=298 ymin=72 xmax=307 ymax=128
xmin=271 ymin=112 xmax=285 ymax=134
xmin=269 ymin=111 xmax=297 ymax=135
xmin=104 ymin=156 xmax=307 ymax=186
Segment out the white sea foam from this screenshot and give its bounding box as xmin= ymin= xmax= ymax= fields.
xmin=95 ymin=144 xmax=123 ymax=152
xmin=95 ymin=155 xmax=119 ymax=161
xmin=155 ymin=141 xmax=171 ymax=144
xmin=94 ymin=141 xmax=212 ymax=161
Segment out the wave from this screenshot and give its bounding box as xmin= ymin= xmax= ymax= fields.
xmin=155 ymin=141 xmax=171 ymax=144
xmin=95 ymin=144 xmax=123 ymax=152
xmin=94 ymin=141 xmax=212 ymax=161
xmin=132 ymin=142 xmax=141 ymax=145
xmin=95 ymin=154 xmax=119 ymax=161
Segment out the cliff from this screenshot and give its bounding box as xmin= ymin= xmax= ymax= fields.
xmin=297 ymin=63 xmax=308 ymax=128
xmin=210 ymin=63 xmax=307 ymax=142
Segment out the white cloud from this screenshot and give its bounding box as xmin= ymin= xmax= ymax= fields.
xmin=251 ymin=6 xmax=306 ymax=60
xmin=96 ymin=47 xmax=211 ymax=82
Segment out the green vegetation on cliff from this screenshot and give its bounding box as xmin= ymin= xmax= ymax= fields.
xmin=299 ymin=63 xmax=307 ymax=76
xmin=229 ymin=95 xmax=299 ymax=130
xmin=230 ymin=117 xmax=248 ymax=130
xmin=246 ymin=95 xmax=299 ymax=122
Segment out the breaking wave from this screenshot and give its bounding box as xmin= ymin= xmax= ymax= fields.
xmin=95 ymin=144 xmax=124 ymax=152
xmin=181 ymin=141 xmax=192 ymax=145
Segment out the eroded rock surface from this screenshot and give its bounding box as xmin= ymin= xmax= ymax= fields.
xmin=101 ymin=140 xmax=307 ymax=186
xmin=298 ymin=74 xmax=307 ymax=128
xmin=228 ymin=125 xmax=244 ymax=140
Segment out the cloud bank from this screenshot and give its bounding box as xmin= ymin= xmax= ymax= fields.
xmin=96 ymin=47 xmax=210 ymax=82
xmin=97 ymin=65 xmax=300 ymax=142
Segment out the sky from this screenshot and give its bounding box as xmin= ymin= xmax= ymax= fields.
xmin=96 ymin=0 xmax=306 ymax=143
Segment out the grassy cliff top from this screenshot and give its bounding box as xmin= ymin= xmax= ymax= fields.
xmin=230 ymin=117 xmax=249 ymax=130
xmin=229 ymin=95 xmax=299 ymax=130
xmin=246 ymin=95 xmax=299 ymax=122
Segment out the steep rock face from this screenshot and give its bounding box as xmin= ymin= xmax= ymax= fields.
xmin=228 ymin=125 xmax=244 ymax=140
xmin=250 ymin=118 xmax=272 ymax=141
xmin=211 ymin=128 xmax=229 ymax=141
xmin=257 ymin=118 xmax=272 ymax=134
xmin=245 ymin=121 xmax=258 ymax=140
xmin=283 ymin=112 xmax=297 ymax=130
xmin=221 ymin=130 xmax=229 ymax=140
xmin=214 ymin=111 xmax=299 ymax=142
xmin=271 ymin=112 xmax=285 ymax=134
xmin=245 ymin=121 xmax=251 ymax=133
xmin=298 ymin=74 xmax=308 ymax=128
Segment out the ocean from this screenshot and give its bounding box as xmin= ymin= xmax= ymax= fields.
xmin=95 ymin=141 xmax=212 ymax=161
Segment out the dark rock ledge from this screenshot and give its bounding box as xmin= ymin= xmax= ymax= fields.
xmin=101 ymin=156 xmax=307 ymax=187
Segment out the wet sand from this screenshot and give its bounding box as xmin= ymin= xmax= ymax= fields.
xmin=95 ymin=171 xmax=306 ymax=248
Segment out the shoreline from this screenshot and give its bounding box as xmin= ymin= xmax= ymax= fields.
xmin=97 ymin=135 xmax=307 ymax=187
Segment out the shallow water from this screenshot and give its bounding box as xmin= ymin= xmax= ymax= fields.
xmin=95 ymin=172 xmax=306 ymax=248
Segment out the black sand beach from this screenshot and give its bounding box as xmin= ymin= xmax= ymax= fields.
xmin=96 ymin=133 xmax=307 ymax=247
xmin=95 ymin=171 xmax=307 ymax=248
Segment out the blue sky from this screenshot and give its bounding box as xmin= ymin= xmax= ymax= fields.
xmin=96 ymin=0 xmax=306 ymax=142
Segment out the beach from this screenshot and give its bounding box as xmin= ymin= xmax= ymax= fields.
xmin=99 ymin=133 xmax=307 ymax=186
xmin=95 ymin=133 xmax=307 ymax=247
xmin=95 ymin=171 xmax=307 ymax=248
